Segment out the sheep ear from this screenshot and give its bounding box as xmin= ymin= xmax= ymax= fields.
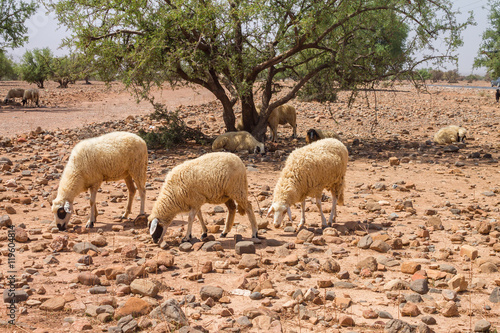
xmin=149 ymin=218 xmax=159 ymax=236
xmin=64 ymin=201 xmax=71 ymax=214
xmin=266 ymin=206 xmax=274 ymax=218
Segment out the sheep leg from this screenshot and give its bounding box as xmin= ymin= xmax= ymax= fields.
xmin=197 ymin=211 xmax=208 ymax=239
xmin=327 ymin=194 xmax=338 ymax=227
xmin=135 ymin=179 xmax=146 ymax=216
xmin=122 ymin=175 xmax=137 ymax=219
xmin=220 ymin=199 xmax=237 ymax=238
xmin=86 ymin=186 xmax=99 ymax=228
xmin=296 ymin=200 xmax=307 ymax=231
xmin=245 ymin=203 xmax=259 ymax=239
xmin=316 ymin=197 xmax=328 ymax=228
xmin=182 ymin=208 xmax=198 ymax=242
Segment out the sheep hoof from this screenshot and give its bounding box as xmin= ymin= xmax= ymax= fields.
xmin=201 ymin=232 xmax=207 ymax=239
xmin=220 ymin=232 xmax=227 ymax=238
xmin=86 ymin=221 xmax=95 ymax=228
xmin=181 ymin=236 xmax=192 ymax=243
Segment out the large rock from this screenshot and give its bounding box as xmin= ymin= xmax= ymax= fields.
xmin=296 ymin=229 xmax=314 ymax=243
xmin=149 ymin=299 xmax=188 ymax=326
xmin=3 ymin=289 xmax=29 ymax=303
xmin=322 ymin=258 xmax=341 ymax=273
xmin=385 ymin=319 xmax=414 ymax=333
xmin=115 ymin=297 xmax=152 ymax=318
xmin=200 ymin=286 xmax=224 ymax=301
xmin=0 ymin=215 xmax=12 ymax=228
xmin=77 ymin=272 xmax=101 ymax=286
xmin=357 ymin=234 xmax=373 ymax=249
xmin=14 ymin=227 xmax=29 ymax=243
xmin=130 ymin=279 xmax=159 ymax=297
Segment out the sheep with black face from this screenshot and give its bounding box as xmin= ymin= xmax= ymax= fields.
xmin=433 ymin=125 xmax=467 ymax=145
xmin=52 ymin=132 xmax=147 ymax=231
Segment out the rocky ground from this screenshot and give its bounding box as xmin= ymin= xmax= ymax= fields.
xmin=0 ymin=80 xmax=499 ymax=333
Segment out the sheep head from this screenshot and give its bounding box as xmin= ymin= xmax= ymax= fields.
xmin=306 ymin=129 xmax=319 ymax=144
xmin=254 ymin=142 xmax=265 ymax=155
xmin=148 ymin=217 xmax=164 ymax=244
xmin=458 ymin=127 xmax=467 ymax=143
xmin=267 ymin=202 xmax=292 ymax=228
xmin=51 ymin=199 xmax=73 ymax=231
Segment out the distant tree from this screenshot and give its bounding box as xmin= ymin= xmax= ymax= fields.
xmin=52 ymin=0 xmax=472 ymax=141
xmin=444 ymin=69 xmax=459 ymax=83
xmin=18 ymin=48 xmax=52 ymax=88
xmin=417 ymin=68 xmax=432 ymax=81
xmin=430 ymin=69 xmax=444 ymax=82
xmin=474 ymin=0 xmax=500 ymax=78
xmin=0 ymin=51 xmax=17 ymax=80
xmin=0 ymin=0 xmax=38 ymax=49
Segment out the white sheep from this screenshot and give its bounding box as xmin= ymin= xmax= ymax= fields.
xmin=433 ymin=125 xmax=467 ymax=145
xmin=212 ymin=131 xmax=265 ymax=154
xmin=267 ymin=138 xmax=348 ymax=230
xmin=22 ymin=88 xmax=40 ymax=107
xmin=305 ymin=128 xmax=341 ymax=144
xmin=51 ymin=131 xmax=148 ymax=230
xmin=148 ymin=152 xmax=258 ymax=243
xmin=236 ymin=104 xmax=297 ymax=142
xmin=4 ymin=88 xmax=25 ymax=104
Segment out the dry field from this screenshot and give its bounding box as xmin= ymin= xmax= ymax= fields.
xmin=0 ymin=80 xmax=499 ymax=333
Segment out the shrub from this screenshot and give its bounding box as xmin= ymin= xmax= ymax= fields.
xmin=138 ymin=104 xmax=208 ymax=149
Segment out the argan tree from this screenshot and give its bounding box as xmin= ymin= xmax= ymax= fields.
xmin=0 ymin=0 xmax=38 ymax=49
xmin=50 ymin=0 xmax=471 ymax=141
xmin=18 ymin=48 xmax=52 ymax=88
xmin=474 ymin=0 xmax=500 ymax=79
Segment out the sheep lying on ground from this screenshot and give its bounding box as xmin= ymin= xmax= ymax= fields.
xmin=52 ymin=132 xmax=148 ymax=231
xmin=305 ymin=128 xmax=340 ymax=144
xmin=4 ymin=88 xmax=25 ymax=104
xmin=267 ymin=138 xmax=348 ymax=230
xmin=212 ymin=131 xmax=265 ymax=154
xmin=148 ymin=152 xmax=259 ymax=243
xmin=433 ymin=125 xmax=467 ymax=145
xmin=236 ymin=104 xmax=297 ymax=142
xmin=22 ymin=88 xmax=39 ymax=107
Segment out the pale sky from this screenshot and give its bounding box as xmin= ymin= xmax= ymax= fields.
xmin=10 ymin=0 xmax=491 ymax=76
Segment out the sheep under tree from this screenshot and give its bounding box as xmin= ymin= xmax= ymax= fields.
xmin=51 ymin=1 xmax=470 ymax=141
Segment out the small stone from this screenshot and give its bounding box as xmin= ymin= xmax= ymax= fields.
xmin=200 ymin=286 xmax=224 ymax=301
xmin=338 ymin=314 xmax=355 ymax=327
xmin=363 ymin=309 xmax=378 ymax=319
xmin=441 ymin=301 xmax=459 ymax=317
xmin=201 ymin=241 xmax=223 ymax=252
xmin=72 ymin=319 xmax=92 ymax=331
xmin=474 ymin=319 xmax=491 ymax=332
xmin=281 ymin=254 xmax=299 ymax=266
xmin=442 ymin=289 xmax=457 ymax=301
xmin=389 ymin=157 xmax=400 ymax=166
xmin=40 ymin=296 xmax=66 ymax=311
xmin=460 ymin=245 xmax=478 ymax=260
xmin=296 ymin=229 xmax=315 ymax=243
xmin=358 ymin=234 xmax=373 ymax=249
xmin=115 ymin=297 xmax=152 ymax=318
xmin=479 ymin=262 xmax=498 ymax=273
xmin=14 ymin=227 xmax=29 ymax=242
xmin=77 ymin=272 xmax=100 ymax=286
xmin=322 ymin=258 xmax=340 ymax=273
xmin=410 ymin=279 xmax=429 ymax=295
xmin=448 ymin=274 xmax=468 ymax=292
xmin=401 ymin=302 xmax=421 ymax=317
xmin=317 ymin=280 xmax=333 ymax=288
xmin=421 ymin=315 xmax=436 ymax=325
xmin=201 ymin=261 xmax=212 ymax=274
xmin=490 ymin=287 xmax=500 ymax=303
xmin=179 ymin=242 xmax=193 ymax=252
xmin=50 ymin=235 xmax=69 ymax=252
xmin=121 ymin=244 xmax=138 ymax=258
xmin=356 ymin=256 xmax=377 ymax=271
xmin=401 ymin=262 xmax=421 ymax=274
xmin=149 ymin=299 xmax=188 ymax=326
xmin=130 ymin=279 xmax=159 ymax=297
xmin=235 ymin=241 xmax=256 ymax=254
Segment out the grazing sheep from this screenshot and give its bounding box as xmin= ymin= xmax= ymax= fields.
xmin=433 ymin=125 xmax=467 ymax=145
xmin=22 ymin=88 xmax=40 ymax=107
xmin=3 ymin=88 xmax=25 ymax=104
xmin=148 ymin=152 xmax=258 ymax=243
xmin=305 ymin=128 xmax=340 ymax=144
xmin=52 ymin=132 xmax=148 ymax=231
xmin=212 ymin=131 xmax=265 ymax=154
xmin=236 ymin=104 xmax=297 ymax=142
xmin=267 ymin=138 xmax=348 ymax=230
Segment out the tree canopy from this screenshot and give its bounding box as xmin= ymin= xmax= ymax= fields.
xmin=50 ymin=0 xmax=472 ymax=140
xmin=18 ymin=48 xmax=52 ymax=88
xmin=474 ymin=0 xmax=500 ymax=79
xmin=0 ymin=0 xmax=38 ymax=50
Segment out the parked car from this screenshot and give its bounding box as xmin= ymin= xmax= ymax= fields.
xmin=491 ymin=77 xmax=500 ymax=86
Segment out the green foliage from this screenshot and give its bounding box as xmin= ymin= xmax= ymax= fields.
xmin=51 ymin=0 xmax=472 ymax=138
xmin=50 ymin=53 xmax=93 ymax=87
xmin=18 ymin=48 xmax=52 ymax=88
xmin=0 ymin=0 xmax=38 ymax=49
xmin=475 ymin=0 xmax=500 ymax=78
xmin=0 ymin=51 xmax=17 ymax=80
xmin=417 ymin=69 xmax=432 ymax=81
xmin=138 ymin=104 xmax=208 ymax=149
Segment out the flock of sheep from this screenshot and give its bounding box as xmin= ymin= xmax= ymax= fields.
xmin=3 ymin=87 xmax=40 ymax=107
xmin=50 ymin=103 xmax=468 ymax=246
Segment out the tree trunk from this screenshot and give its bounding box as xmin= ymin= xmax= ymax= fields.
xmin=240 ymin=94 xmax=259 ymax=133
